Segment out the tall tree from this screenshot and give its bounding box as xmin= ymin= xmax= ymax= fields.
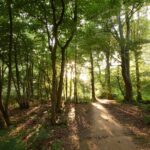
xmin=104 ymin=0 xmax=145 ymax=103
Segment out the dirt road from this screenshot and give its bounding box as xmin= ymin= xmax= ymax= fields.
xmin=66 ymin=99 xmax=141 ymax=150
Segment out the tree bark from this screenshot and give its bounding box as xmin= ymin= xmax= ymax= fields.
xmin=4 ymin=0 xmax=13 ymax=125
xmin=116 ymin=65 xmax=124 ymax=97
xmin=57 ymin=49 xmax=65 ymax=112
xmin=90 ymin=51 xmax=96 ymax=101
xmin=69 ymin=66 xmax=73 ymax=100
xmin=120 ymin=47 xmax=133 ymax=103
xmin=134 ymin=50 xmax=142 ymax=102
xmin=105 ymin=49 xmax=112 ymax=99
xmin=0 ymin=64 xmax=10 ymax=127
xmin=134 ymin=11 xmax=142 ymax=102
xmin=65 ymin=51 xmax=68 ymax=101
xmin=117 ymin=12 xmax=133 ymax=103
xmin=49 ymin=0 xmax=77 ymax=124
xmin=74 ymin=47 xmax=78 ymax=103
xmin=14 ymin=42 xmax=22 ymax=105
xmin=51 ymin=49 xmax=57 ymax=125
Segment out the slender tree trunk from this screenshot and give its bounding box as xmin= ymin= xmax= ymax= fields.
xmin=30 ymin=61 xmax=34 ymax=98
xmin=37 ymin=70 xmax=41 ymax=101
xmin=97 ymin=60 xmax=104 ymax=88
xmin=49 ymin=0 xmax=77 ymax=124
xmin=134 ymin=50 xmax=142 ymax=102
xmin=19 ymin=52 xmax=29 ymax=109
xmin=0 ymin=64 xmax=10 ymax=126
xmin=51 ymin=49 xmax=57 ymax=125
xmin=0 ymin=111 xmax=5 ymax=128
xmin=105 ymin=49 xmax=112 ymax=99
xmin=134 ymin=11 xmax=142 ymax=102
xmin=46 ymin=70 xmax=52 ymax=99
xmin=65 ymin=73 xmax=68 ymax=101
xmin=117 ymin=12 xmax=133 ymax=103
xmin=11 ymin=74 xmax=21 ymax=106
xmin=4 ymin=0 xmax=13 ymax=125
xmin=116 ymin=65 xmax=124 ymax=97
xmin=14 ymin=42 xmax=22 ymax=105
xmin=26 ymin=52 xmax=30 ymax=100
xmin=74 ymin=47 xmax=78 ymax=103
xmin=69 ymin=66 xmax=73 ymax=100
xmin=90 ymin=51 xmax=96 ymax=101
xmin=0 ymin=65 xmax=5 ymax=128
xmin=57 ymin=49 xmax=65 ymax=112
xmin=65 ymin=51 xmax=68 ymax=101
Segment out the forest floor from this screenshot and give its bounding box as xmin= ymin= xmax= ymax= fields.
xmin=61 ymin=99 xmax=150 ymax=150
xmin=0 ymin=99 xmax=149 ymax=150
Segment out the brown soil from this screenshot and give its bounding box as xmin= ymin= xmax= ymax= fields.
xmin=3 ymin=100 xmax=149 ymax=150
xmin=59 ymin=99 xmax=150 ymax=150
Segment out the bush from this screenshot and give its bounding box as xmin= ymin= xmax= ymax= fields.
xmin=143 ymin=115 xmax=150 ymax=125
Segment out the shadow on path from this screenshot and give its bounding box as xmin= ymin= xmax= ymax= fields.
xmin=66 ymin=100 xmax=140 ymax=150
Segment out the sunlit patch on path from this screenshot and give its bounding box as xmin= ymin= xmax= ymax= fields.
xmin=66 ymin=100 xmax=140 ymax=150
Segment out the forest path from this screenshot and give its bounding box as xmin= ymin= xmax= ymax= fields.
xmin=66 ymin=99 xmax=140 ymax=150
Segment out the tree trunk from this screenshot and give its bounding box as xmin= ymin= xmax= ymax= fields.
xmin=134 ymin=50 xmax=142 ymax=102
xmin=4 ymin=0 xmax=13 ymax=125
xmin=65 ymin=51 xmax=68 ymax=101
xmin=134 ymin=11 xmax=142 ymax=102
xmin=0 ymin=64 xmax=10 ymax=127
xmin=26 ymin=52 xmax=30 ymax=100
xmin=49 ymin=0 xmax=77 ymax=124
xmin=117 ymin=12 xmax=133 ymax=103
xmin=90 ymin=51 xmax=96 ymax=101
xmin=22 ymin=51 xmax=30 ymax=108
xmin=116 ymin=65 xmax=124 ymax=97
xmin=30 ymin=61 xmax=34 ymax=99
xmin=105 ymin=49 xmax=112 ymax=99
xmin=74 ymin=47 xmax=78 ymax=103
xmin=120 ymin=47 xmax=133 ymax=103
xmin=37 ymin=70 xmax=42 ymax=101
xmin=0 ymin=111 xmax=5 ymax=128
xmin=57 ymin=49 xmax=65 ymax=112
xmin=69 ymin=66 xmax=73 ymax=101
xmin=14 ymin=42 xmax=22 ymax=105
xmin=51 ymin=49 xmax=57 ymax=125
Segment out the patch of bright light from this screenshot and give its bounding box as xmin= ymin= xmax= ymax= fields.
xmin=80 ymin=74 xmax=88 ymax=82
xmin=92 ymin=103 xmax=106 ymax=111
xmin=68 ymin=106 xmax=75 ymax=122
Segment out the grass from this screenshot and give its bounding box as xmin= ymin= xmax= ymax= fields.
xmin=143 ymin=115 xmax=150 ymax=125
xmin=0 ymin=129 xmax=26 ymax=150
xmin=139 ymin=103 xmax=150 ymax=125
xmin=0 ymin=101 xmax=66 ymax=150
xmin=51 ymin=140 xmax=62 ymax=150
xmin=139 ymin=104 xmax=150 ymax=112
xmin=0 ymin=124 xmax=53 ymax=150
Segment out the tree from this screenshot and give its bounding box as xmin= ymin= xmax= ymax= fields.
xmin=103 ymin=0 xmax=146 ymax=103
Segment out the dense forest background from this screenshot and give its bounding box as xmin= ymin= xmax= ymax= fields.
xmin=0 ymin=0 xmax=150 ymax=149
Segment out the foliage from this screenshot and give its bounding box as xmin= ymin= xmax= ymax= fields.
xmin=51 ymin=140 xmax=62 ymax=150
xmin=0 ymin=130 xmax=26 ymax=150
xmin=143 ymin=115 xmax=150 ymax=125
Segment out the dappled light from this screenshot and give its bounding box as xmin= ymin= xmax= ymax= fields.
xmin=79 ymin=74 xmax=88 ymax=82
xmin=65 ymin=101 xmax=142 ymax=150
xmin=92 ymin=101 xmax=122 ymax=129
xmin=0 ymin=0 xmax=150 ymax=149
xmin=68 ymin=105 xmax=76 ymax=122
xmin=92 ymin=102 xmax=106 ymax=111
